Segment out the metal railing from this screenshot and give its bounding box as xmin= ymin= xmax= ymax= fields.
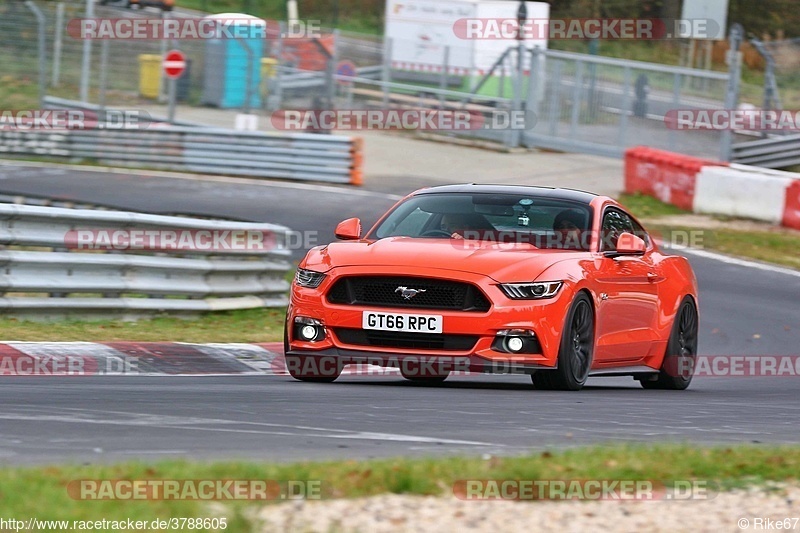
xmin=0 ymin=203 xmax=292 ymax=319
xmin=0 ymin=124 xmax=364 ymax=185
xmin=523 ymin=46 xmax=735 ymax=159
xmin=732 ymin=134 xmax=800 ymax=169
xmin=43 ymin=95 xmax=205 ymax=127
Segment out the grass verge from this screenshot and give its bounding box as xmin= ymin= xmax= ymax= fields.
xmin=0 ymin=307 xmax=285 ymax=343
xmin=618 ymin=192 xmax=692 ymax=218
xmin=619 ymin=193 xmax=800 ymax=270
xmin=1 ymin=444 xmax=799 ymax=530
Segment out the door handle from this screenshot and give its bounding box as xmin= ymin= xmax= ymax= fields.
xmin=647 ymin=272 xmax=659 ymax=282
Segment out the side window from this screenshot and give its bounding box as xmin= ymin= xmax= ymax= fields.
xmin=601 ymin=209 xmax=634 ymax=251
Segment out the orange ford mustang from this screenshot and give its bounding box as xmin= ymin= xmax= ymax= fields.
xmin=285 ymin=185 xmax=699 ymax=391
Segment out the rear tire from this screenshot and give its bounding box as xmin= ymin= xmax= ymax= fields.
xmin=640 ymin=296 xmax=698 ymax=390
xmin=532 ymin=293 xmax=594 ymax=391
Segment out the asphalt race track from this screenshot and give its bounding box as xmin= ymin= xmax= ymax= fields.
xmin=0 ymin=164 xmax=400 ymax=257
xmin=2 ymin=374 xmax=800 ymax=465
xmin=0 ymin=164 xmax=798 ymax=464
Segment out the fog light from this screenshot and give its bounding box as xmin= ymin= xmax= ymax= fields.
xmin=300 ymin=325 xmax=318 ymax=340
xmin=492 ymin=329 xmax=541 ymax=354
xmin=506 ymin=336 xmax=524 ymax=352
xmin=294 ymin=316 xmax=325 ymax=342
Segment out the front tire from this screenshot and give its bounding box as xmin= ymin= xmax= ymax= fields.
xmin=400 ymin=359 xmax=449 ymax=383
xmin=285 ymin=355 xmax=341 ymax=382
xmin=640 ymin=296 xmax=698 ymax=390
xmin=532 ymin=293 xmax=594 ymax=391
xmin=401 ymin=372 xmax=449 ymax=383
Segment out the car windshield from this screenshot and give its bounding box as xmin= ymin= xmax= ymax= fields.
xmin=370 ymin=193 xmax=593 ymax=250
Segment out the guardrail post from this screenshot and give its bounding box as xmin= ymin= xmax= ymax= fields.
xmin=382 ymin=38 xmax=393 ymax=110
xmin=439 ymin=46 xmax=449 ymax=109
xmin=720 ymin=24 xmax=743 ymax=162
xmin=270 ymin=22 xmax=285 ymax=111
xmin=52 ymin=2 xmax=64 ymax=88
xmin=328 ymin=29 xmax=339 ymax=110
xmin=349 ymin=137 xmax=364 ymax=186
xmin=24 ymin=0 xmax=46 ymax=109
xmin=98 ymin=39 xmax=110 ymax=117
xmin=79 ymin=0 xmax=93 ymax=103
xmin=617 ymin=66 xmax=631 ymax=149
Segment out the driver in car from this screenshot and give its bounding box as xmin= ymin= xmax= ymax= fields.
xmin=441 ymin=213 xmax=491 ymax=240
xmin=553 ymin=209 xmax=586 ymax=249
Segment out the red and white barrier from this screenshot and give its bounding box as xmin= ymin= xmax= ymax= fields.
xmin=623 ymin=147 xmax=728 ymax=211
xmin=784 ymin=180 xmax=800 ymax=229
xmin=624 ymin=147 xmax=800 ymax=230
xmin=694 ymin=165 xmax=795 ymax=224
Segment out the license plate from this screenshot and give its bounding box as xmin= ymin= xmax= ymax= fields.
xmin=362 ymin=311 xmax=443 ymax=333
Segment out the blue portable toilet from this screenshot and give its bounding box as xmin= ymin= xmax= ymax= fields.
xmin=202 ymin=13 xmax=264 ymax=109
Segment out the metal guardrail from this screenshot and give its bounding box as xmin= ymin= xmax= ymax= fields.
xmin=0 ymin=203 xmax=293 ymax=318
xmin=278 ymin=65 xmax=382 ymax=91
xmin=42 ymin=96 xmax=206 ymax=128
xmin=731 ymin=134 xmax=800 ymax=169
xmin=2 ymin=97 xmax=365 ymax=185
xmin=0 ymin=125 xmax=364 ymax=184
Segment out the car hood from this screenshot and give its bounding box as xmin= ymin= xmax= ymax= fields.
xmin=303 ymin=237 xmax=587 ymax=282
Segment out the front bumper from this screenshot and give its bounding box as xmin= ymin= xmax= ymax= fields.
xmin=287 ymin=266 xmax=574 ymax=371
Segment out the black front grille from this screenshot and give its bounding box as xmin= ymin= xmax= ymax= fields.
xmin=334 ymin=328 xmax=479 ymax=351
xmin=327 ymin=276 xmax=491 ymax=312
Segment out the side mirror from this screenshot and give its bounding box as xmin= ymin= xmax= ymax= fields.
xmin=609 ymin=232 xmax=646 ymax=256
xmin=335 ymin=217 xmax=361 ymax=240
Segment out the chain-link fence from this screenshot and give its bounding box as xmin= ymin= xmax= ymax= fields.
xmin=0 ymin=1 xmax=348 ymax=113
xmin=752 ymin=37 xmax=800 ymax=110
xmin=1 ymin=1 xmax=199 ymax=108
xmin=1 ymin=1 xmax=744 ymax=160
xmin=0 ymin=1 xmax=47 ymax=107
xmin=526 ymin=48 xmax=733 ymax=158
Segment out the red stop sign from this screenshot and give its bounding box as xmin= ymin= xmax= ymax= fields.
xmin=163 ymin=50 xmax=186 ymax=79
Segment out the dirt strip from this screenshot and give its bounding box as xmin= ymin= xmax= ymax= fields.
xmin=256 ymin=486 xmax=800 ymax=532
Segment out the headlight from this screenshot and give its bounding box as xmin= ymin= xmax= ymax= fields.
xmin=294 ymin=268 xmax=326 ymax=288
xmin=499 ymin=281 xmax=562 ymax=300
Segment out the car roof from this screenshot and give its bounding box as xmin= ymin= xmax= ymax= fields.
xmin=411 ymin=184 xmax=599 ymax=204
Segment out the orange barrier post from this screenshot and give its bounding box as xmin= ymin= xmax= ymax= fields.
xmin=349 ymin=136 xmax=364 ymax=186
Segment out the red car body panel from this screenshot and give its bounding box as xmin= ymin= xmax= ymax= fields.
xmin=287 ymin=187 xmax=698 ymax=375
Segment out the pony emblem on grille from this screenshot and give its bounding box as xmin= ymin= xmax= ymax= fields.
xmin=395 ymin=286 xmax=427 ymax=300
